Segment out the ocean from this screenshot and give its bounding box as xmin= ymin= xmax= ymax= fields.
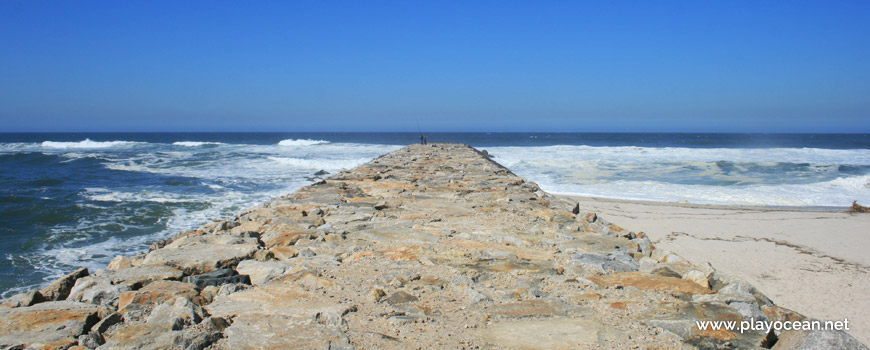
xmin=1 ymin=132 xmax=869 ymax=297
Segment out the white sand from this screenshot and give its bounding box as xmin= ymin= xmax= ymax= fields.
xmin=568 ymin=196 xmax=870 ymax=344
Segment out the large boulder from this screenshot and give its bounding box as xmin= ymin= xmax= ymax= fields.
xmin=0 ymin=301 xmax=103 ymax=348
xmin=571 ymin=252 xmax=639 ymax=274
xmin=1 ymin=290 xmax=45 ymax=308
xmin=118 ymin=280 xmax=201 ymax=312
xmin=773 ymin=327 xmax=868 ymax=350
xmin=206 ymin=279 xmax=355 ymax=348
xmin=182 ymin=268 xmax=251 ymax=289
xmin=93 ymin=265 xmax=184 ymax=287
xmin=234 ymin=260 xmax=292 ymax=286
xmin=146 ymin=297 xmax=204 ymax=330
xmin=40 ymin=267 xmax=89 ymax=301
xmin=68 ymin=276 xmax=131 ymax=307
xmin=141 ymin=236 xmax=260 ymax=275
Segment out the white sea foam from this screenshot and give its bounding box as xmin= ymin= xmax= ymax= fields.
xmin=529 ymin=171 xmax=870 ymax=207
xmin=541 ymin=176 xmax=870 ymax=207
xmin=0 ymin=143 xmax=35 ymax=153
xmin=83 ymin=188 xmax=201 ymax=203
xmin=267 ymin=156 xmax=370 ymax=171
xmin=172 ymin=141 xmax=225 ymax=147
xmin=277 ymin=139 xmax=330 ymax=146
xmin=487 ymin=145 xmax=870 ymax=166
xmin=486 ymin=145 xmax=870 ymax=207
xmin=41 ymin=139 xmax=141 ymax=149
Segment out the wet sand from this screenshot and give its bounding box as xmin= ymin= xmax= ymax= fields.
xmin=567 ymin=195 xmax=870 ymax=344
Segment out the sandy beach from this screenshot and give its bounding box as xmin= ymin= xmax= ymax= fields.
xmin=569 ymin=195 xmax=870 ymax=345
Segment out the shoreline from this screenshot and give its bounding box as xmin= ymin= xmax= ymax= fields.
xmin=565 ymin=194 xmax=870 ymax=345
xmin=550 ymin=193 xmax=852 ymax=212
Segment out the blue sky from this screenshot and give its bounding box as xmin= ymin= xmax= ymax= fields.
xmin=1 ymin=1 xmax=868 ymax=132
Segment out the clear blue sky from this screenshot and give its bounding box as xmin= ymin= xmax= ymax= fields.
xmin=1 ymin=1 xmax=868 ymax=132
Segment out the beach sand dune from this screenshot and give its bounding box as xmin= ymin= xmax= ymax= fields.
xmin=570 ymin=195 xmax=870 ymax=345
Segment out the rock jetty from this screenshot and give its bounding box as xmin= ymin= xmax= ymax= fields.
xmin=1 ymin=143 xmax=866 ymax=350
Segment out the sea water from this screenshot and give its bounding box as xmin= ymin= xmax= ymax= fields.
xmin=1 ymin=132 xmax=868 ymax=296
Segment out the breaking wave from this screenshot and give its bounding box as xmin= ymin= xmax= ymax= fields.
xmin=277 ymin=139 xmax=330 ymax=147
xmin=41 ymin=139 xmax=141 ymax=149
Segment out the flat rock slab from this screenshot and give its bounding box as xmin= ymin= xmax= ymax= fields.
xmin=218 ymin=316 xmax=352 ymax=350
xmin=94 ymin=265 xmax=184 ymax=286
xmin=235 ymin=260 xmax=292 ymax=286
xmin=773 ymin=328 xmax=870 ymax=350
xmin=98 ymin=323 xmax=181 ymax=350
xmin=486 ymin=300 xmax=576 ymax=318
xmin=142 ymin=243 xmax=259 ymax=275
xmin=588 ymin=271 xmax=713 ymax=295
xmin=205 ymin=281 xmax=353 ymax=322
xmin=0 ymin=301 xmax=102 ymax=348
xmin=118 ymin=280 xmax=201 ymax=311
xmin=481 ymin=317 xmax=624 ymax=349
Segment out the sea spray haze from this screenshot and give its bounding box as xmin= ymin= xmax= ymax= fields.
xmin=1 ymin=132 xmax=868 ymax=296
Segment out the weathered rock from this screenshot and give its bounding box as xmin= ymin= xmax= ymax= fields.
xmin=218 ymin=316 xmax=352 ymax=350
xmin=146 ymin=297 xmax=204 ymax=330
xmin=205 ymin=279 xmax=355 ymax=349
xmin=0 ymin=301 xmax=102 ymax=348
xmin=69 ymin=277 xmax=131 ymax=307
xmin=78 ymin=331 xmax=104 ymax=349
xmin=486 ymin=300 xmax=574 ymax=318
xmin=205 ymin=281 xmax=354 ymax=323
xmin=637 ymin=256 xmax=658 ymax=272
xmin=182 ymin=268 xmax=250 ymax=289
xmin=641 ymin=300 xmax=765 ymax=349
xmin=370 ymin=288 xmax=386 ymax=302
xmin=481 ymin=318 xmax=624 ymax=349
xmin=773 ymin=327 xmax=868 ymax=350
xmin=234 ymin=260 xmax=291 ymax=286
xmin=572 ymin=251 xmax=639 ymax=274
xmin=683 ymin=269 xmax=711 ymax=289
xmin=164 ymin=235 xmax=259 ymax=249
xmin=40 ymin=267 xmax=89 ymax=301
xmin=2 ymin=290 xmax=45 ymax=308
xmin=383 ymin=291 xmax=418 ymax=305
xmin=142 ymin=239 xmax=259 ymax=275
xmin=171 ymin=317 xmax=228 ymax=350
xmin=118 ymin=280 xmax=201 ymax=312
xmin=97 ymin=323 xmax=182 ymax=350
xmin=91 ymin=312 xmax=123 ymax=335
xmin=729 ymin=301 xmax=766 ymax=321
xmin=229 ymin=221 xmax=265 ymax=236
xmin=93 ymin=265 xmax=184 ymax=287
xmin=588 ymin=272 xmax=714 ymax=295
xmin=216 ymin=283 xmax=250 ymax=296
xmin=762 ymin=304 xmax=808 ymax=323
xmin=107 ymin=256 xmax=134 ymax=270
xmin=632 ymin=237 xmax=653 ymax=256
xmin=694 ymin=277 xmax=771 ymax=306
xmin=650 ymin=266 xmax=683 ymax=278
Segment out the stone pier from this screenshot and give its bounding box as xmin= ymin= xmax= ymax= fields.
xmin=1 ymin=143 xmax=866 ymax=349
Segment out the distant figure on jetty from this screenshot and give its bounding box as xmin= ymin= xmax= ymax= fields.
xmin=420 ymin=135 xmax=427 ymax=145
